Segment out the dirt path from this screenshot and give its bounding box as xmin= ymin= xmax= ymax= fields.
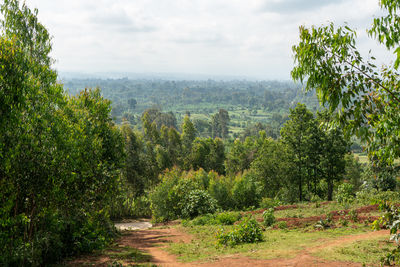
xmin=122 ymin=227 xmax=389 ymax=267
xmin=67 ymin=226 xmax=390 ymax=266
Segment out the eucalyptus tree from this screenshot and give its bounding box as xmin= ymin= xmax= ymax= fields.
xmin=291 ymin=0 xmax=400 ymax=164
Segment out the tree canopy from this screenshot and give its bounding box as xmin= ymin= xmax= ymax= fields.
xmin=291 ymin=0 xmax=400 ymax=163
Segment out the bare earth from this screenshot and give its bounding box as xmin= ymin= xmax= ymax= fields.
xmin=122 ymin=227 xmax=389 ymax=267
xmin=68 ymin=222 xmax=389 ymax=267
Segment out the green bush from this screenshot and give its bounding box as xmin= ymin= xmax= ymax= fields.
xmin=215 ymin=211 xmax=242 ymax=225
xmin=190 ymin=214 xmax=217 ymax=226
xmin=208 ymin=174 xmax=235 ymax=210
xmin=262 ymin=208 xmax=276 ymax=227
xmin=186 ymin=212 xmax=241 ymax=227
xmin=216 ymin=217 xmax=264 ymax=246
xmin=356 ymin=188 xmax=400 ymax=205
xmin=149 ymin=168 xmax=189 ymax=222
xmin=232 ymin=172 xmax=262 ymax=210
xmin=335 ymin=183 xmax=354 ymax=206
xmin=348 ymin=209 xmax=358 ymax=222
xmin=150 ymin=168 xmax=220 ymax=221
xmin=181 ymin=190 xmax=218 ymax=219
xmin=260 ymin=197 xmax=281 ymax=209
xmin=277 ymin=221 xmax=288 ymax=229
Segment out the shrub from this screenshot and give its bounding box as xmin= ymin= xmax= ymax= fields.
xmin=208 ymin=174 xmax=235 ymax=210
xmin=335 ymin=183 xmax=354 ymax=206
xmin=277 ymin=221 xmax=288 ymax=229
xmin=262 ymin=208 xmax=276 ymax=227
xmin=348 ymin=209 xmax=358 ymax=222
xmin=191 ymin=214 xmax=217 ymax=226
xmin=149 ymin=168 xmax=197 ymax=222
xmin=215 ymin=211 xmax=242 ymax=225
xmin=216 ymin=217 xmax=264 ymax=246
xmin=232 ymin=172 xmax=262 ymax=210
xmin=356 ymin=188 xmax=400 ymax=205
xmin=260 ymin=197 xmax=280 ymax=209
xmin=181 ymin=190 xmax=218 ymax=219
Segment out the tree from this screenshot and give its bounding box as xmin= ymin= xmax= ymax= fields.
xmin=280 ymin=104 xmax=319 ymax=201
xmin=122 ymin=125 xmax=146 ymax=197
xmin=190 ymin=138 xmax=225 ymax=174
xmin=211 ymin=109 xmax=230 ymax=139
xmin=181 ymin=115 xmax=197 ymax=169
xmin=250 ymin=138 xmax=293 ymax=199
xmin=128 ymin=98 xmax=137 ymax=110
xmin=291 ymin=0 xmax=400 ymax=164
xmin=317 ymin=111 xmax=349 ymax=201
xmin=0 ymin=1 xmax=124 ymax=264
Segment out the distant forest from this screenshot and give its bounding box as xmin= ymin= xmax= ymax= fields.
xmin=64 ymin=79 xmax=320 ymax=138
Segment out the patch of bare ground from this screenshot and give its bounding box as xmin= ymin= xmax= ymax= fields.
xmin=67 ymin=226 xmax=389 ymax=267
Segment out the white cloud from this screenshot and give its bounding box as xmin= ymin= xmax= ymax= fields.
xmin=24 ymin=0 xmax=391 ymax=79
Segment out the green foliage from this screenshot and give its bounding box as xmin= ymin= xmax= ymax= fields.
xmin=190 ymin=137 xmax=226 ymax=174
xmin=215 ymin=212 xmax=242 ymax=225
xmin=232 ymin=172 xmax=262 ymax=210
xmin=181 ymin=189 xmax=218 ymax=219
xmin=355 ymin=188 xmax=400 ymax=205
xmin=291 ymin=1 xmax=400 ymax=164
xmin=216 ymin=217 xmax=264 ymax=247
xmin=149 ymin=168 xmax=186 ymax=222
xmin=208 ymin=172 xmax=235 ymax=210
xmin=0 ymin=1 xmax=124 ymax=265
xmin=150 ymin=168 xmax=221 ymax=221
xmin=262 ymin=208 xmax=276 ymax=227
xmin=314 ymin=219 xmax=331 ymax=230
xmin=349 ymin=209 xmax=358 ymax=222
xmin=372 ymin=201 xmax=400 ymax=265
xmin=186 ymin=211 xmax=242 ymax=226
xmin=211 ymin=109 xmax=230 ymax=139
xmin=277 ymin=221 xmax=288 ymax=229
xmin=335 ymin=183 xmax=355 ymax=206
xmin=189 ymin=214 xmax=217 ymax=226
xmin=260 ymin=197 xmax=281 ymax=209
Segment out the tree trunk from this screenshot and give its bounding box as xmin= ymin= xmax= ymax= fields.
xmin=327 ymin=178 xmax=333 ymax=201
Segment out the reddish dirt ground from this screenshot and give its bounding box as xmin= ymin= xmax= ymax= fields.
xmin=67 ymin=226 xmax=390 ymax=267
xmin=66 ymin=204 xmax=389 ymax=267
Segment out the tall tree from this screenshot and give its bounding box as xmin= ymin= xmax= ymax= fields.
xmin=280 ymin=103 xmax=319 ymax=201
xmin=291 ymin=0 xmax=400 ymax=164
xmin=211 ymin=109 xmax=230 ymax=139
xmin=317 ymin=111 xmax=349 ymax=200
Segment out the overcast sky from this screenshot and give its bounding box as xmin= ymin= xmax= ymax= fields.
xmin=26 ymin=0 xmax=392 ymax=80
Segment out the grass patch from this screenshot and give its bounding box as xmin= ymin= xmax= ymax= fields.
xmin=273 ymin=202 xmax=376 ymax=219
xmin=165 ymin=224 xmax=371 ymax=263
xmin=313 ymin=235 xmax=396 ymax=266
xmin=104 ymin=246 xmax=152 ymax=263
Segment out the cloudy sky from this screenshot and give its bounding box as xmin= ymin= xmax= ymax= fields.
xmin=26 ymin=0 xmax=392 ymax=79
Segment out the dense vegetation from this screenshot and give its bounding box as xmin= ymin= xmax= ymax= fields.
xmin=0 ymin=1 xmax=124 ymax=265
xmin=63 ymin=78 xmax=319 ymax=138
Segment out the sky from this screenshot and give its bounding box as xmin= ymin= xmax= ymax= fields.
xmin=25 ymin=0 xmax=393 ymax=80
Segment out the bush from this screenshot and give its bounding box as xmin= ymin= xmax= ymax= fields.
xmin=190 ymin=214 xmax=217 ymax=226
xmin=349 ymin=209 xmax=358 ymax=222
xmin=335 ymin=183 xmax=354 ymax=206
xmin=150 ymin=168 xmax=197 ymax=222
xmin=208 ymin=174 xmax=235 ymax=210
xmin=262 ymin=208 xmax=276 ymax=227
xmin=181 ymin=190 xmax=218 ymax=219
xmin=232 ymin=172 xmax=262 ymax=210
xmin=215 ymin=212 xmax=242 ymax=225
xmin=260 ymin=197 xmax=281 ymax=209
xmin=277 ymin=221 xmax=288 ymax=229
xmin=216 ymin=217 xmax=264 ymax=246
xmin=356 ymin=188 xmax=400 ymax=205
xmin=150 ymin=168 xmax=219 ymax=221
